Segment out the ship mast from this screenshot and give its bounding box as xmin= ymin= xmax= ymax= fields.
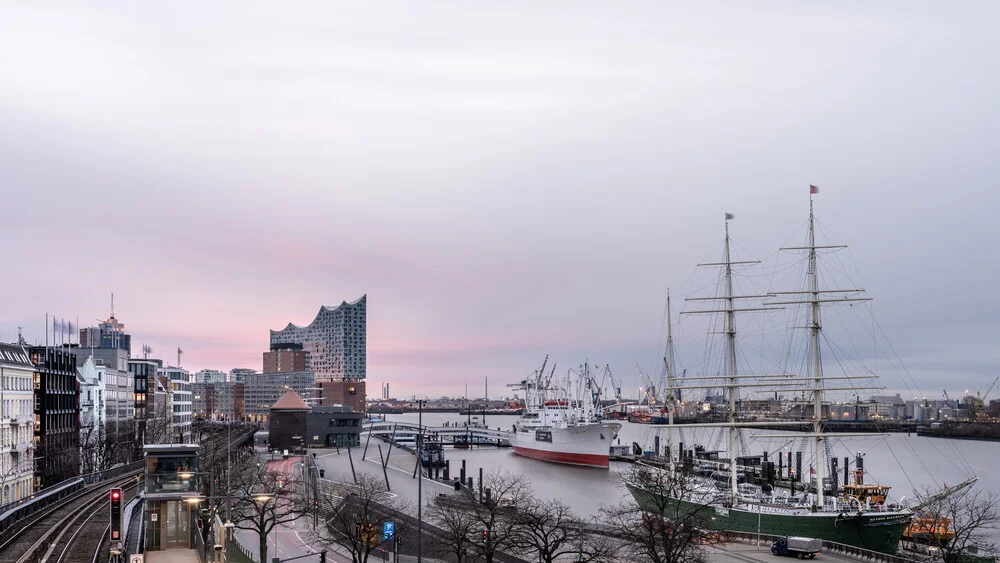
xmin=723 ymin=219 xmax=739 ymax=499
xmin=682 ymin=214 xmax=776 ymax=502
xmin=766 ymin=194 xmax=879 ymax=509
xmin=808 ymin=199 xmax=825 ymax=508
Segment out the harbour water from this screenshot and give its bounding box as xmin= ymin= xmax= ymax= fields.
xmin=378 ymin=412 xmax=1000 ymax=522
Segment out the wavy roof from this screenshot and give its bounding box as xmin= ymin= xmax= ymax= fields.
xmin=270 ymin=295 xmax=366 ymax=333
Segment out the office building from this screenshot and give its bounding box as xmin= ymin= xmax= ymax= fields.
xmin=28 ymin=346 xmax=81 ymax=489
xmin=1 ymin=343 xmax=35 ymax=504
xmin=79 ymin=305 xmax=131 ymax=356
xmin=74 ymin=345 xmax=134 ymax=426
xmin=193 ymin=369 xmax=228 ymax=384
xmin=270 ymin=296 xmax=366 ymax=382
xmin=244 ymin=371 xmax=314 ymax=423
xmin=129 ymin=358 xmax=162 ymax=444
xmin=191 ymin=382 xmax=244 ymax=420
xmin=161 ymin=366 xmax=192 ymax=443
xmin=229 ymin=368 xmax=256 ymax=383
xmin=263 ymin=343 xmax=307 ymax=374
xmin=318 ymin=380 xmax=366 ymax=414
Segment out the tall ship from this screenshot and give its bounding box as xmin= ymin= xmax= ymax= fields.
xmin=509 ymin=358 xmax=622 ymax=469
xmin=626 ymin=193 xmax=957 ymax=554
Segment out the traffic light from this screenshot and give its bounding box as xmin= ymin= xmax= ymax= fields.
xmin=482 ymin=530 xmax=489 ymax=543
xmin=319 ymin=551 xmax=326 ymax=563
xmin=110 ymin=488 xmax=122 ymax=541
xmin=313 ymin=499 xmax=319 ymax=508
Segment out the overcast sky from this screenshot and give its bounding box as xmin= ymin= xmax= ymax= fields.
xmin=1 ymin=2 xmax=996 ymax=399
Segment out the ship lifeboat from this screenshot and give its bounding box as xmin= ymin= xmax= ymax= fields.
xmin=903 ymin=515 xmax=955 ymax=545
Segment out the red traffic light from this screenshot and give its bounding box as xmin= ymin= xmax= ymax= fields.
xmin=111 ymin=490 xmax=121 ymax=500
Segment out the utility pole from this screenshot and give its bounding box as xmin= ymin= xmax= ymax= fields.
xmin=417 ymin=398 xmax=426 ymax=563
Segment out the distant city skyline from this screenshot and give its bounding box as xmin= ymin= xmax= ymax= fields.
xmin=1 ymin=3 xmax=998 ymax=399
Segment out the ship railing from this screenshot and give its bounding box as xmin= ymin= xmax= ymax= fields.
xmin=719 ymin=530 xmax=913 ymax=563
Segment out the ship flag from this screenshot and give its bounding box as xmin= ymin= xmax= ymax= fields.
xmin=810 ymin=184 xmax=820 ymax=194
xmin=725 ymin=213 xmax=734 ymax=220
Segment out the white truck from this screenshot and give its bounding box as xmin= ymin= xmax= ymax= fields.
xmin=771 ymin=536 xmax=822 ymax=559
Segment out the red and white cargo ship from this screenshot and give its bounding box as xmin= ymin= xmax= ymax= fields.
xmin=509 ymin=357 xmax=621 ymax=469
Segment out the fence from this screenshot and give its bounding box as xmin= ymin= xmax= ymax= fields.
xmin=721 ymin=530 xmax=918 ymax=563
xmin=215 ymin=514 xmax=259 ymax=563
xmin=82 ymin=460 xmax=144 ymax=485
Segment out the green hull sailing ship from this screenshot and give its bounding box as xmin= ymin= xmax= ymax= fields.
xmin=628 ymin=193 xmax=915 ymax=554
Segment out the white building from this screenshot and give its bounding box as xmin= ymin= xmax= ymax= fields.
xmin=77 ymin=356 xmax=108 ymax=435
xmin=193 ymin=369 xmax=228 ymax=384
xmin=161 ymin=366 xmax=192 ymax=443
xmin=0 ymin=343 xmax=35 ymax=505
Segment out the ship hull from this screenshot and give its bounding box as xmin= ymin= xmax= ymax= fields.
xmin=511 ymin=422 xmax=621 ymax=469
xmin=627 ymin=484 xmax=911 ymax=554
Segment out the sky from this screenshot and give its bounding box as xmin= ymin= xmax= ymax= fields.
xmin=0 ymin=2 xmax=997 ymax=400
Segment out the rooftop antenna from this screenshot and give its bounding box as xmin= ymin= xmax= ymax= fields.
xmin=111 ymin=292 xmax=115 ymax=318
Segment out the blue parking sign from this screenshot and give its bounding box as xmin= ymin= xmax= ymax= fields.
xmin=383 ymin=521 xmax=395 ymax=540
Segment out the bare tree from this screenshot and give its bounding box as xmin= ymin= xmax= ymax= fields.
xmin=514 ymin=497 xmax=610 ymax=563
xmin=601 ymin=464 xmax=714 ymax=563
xmin=915 ymin=485 xmax=1000 ymax=563
xmin=460 ymin=469 xmax=533 ymax=563
xmin=230 ymin=460 xmax=306 ymax=563
xmin=428 ymin=493 xmax=479 ymax=563
xmin=197 ymin=441 xmax=257 ymax=545
xmin=314 ymin=471 xmax=408 ymax=563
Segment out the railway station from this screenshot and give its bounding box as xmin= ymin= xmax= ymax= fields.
xmin=142 ymin=444 xmax=201 ymax=554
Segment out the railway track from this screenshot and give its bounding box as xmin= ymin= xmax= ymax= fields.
xmin=0 ymin=473 xmax=139 ymax=563
xmin=48 ymin=482 xmax=138 ymax=563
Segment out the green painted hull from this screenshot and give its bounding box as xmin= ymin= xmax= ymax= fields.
xmin=627 ymin=484 xmax=911 ymax=554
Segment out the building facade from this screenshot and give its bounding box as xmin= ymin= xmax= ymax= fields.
xmin=1 ymin=343 xmax=35 ymax=505
xmin=28 ymin=346 xmax=81 ymax=489
xmin=191 ymin=382 xmax=244 ymax=420
xmin=229 ymin=368 xmax=256 ymax=383
xmin=161 ymin=366 xmax=192 ymax=443
xmin=193 ymin=369 xmax=228 ymax=384
xmin=318 ymin=380 xmax=366 ymax=414
xmin=263 ymin=344 xmax=307 ymax=374
xmin=74 ymin=346 xmax=134 ymax=426
xmin=268 ymin=391 xmax=310 ymax=453
xmin=306 ymin=406 xmax=362 ymax=448
xmin=128 ymin=358 xmax=162 ymax=444
xmin=244 ymin=371 xmax=315 ymax=423
xmin=270 ymin=296 xmax=366 ymax=382
xmin=79 ymin=310 xmax=131 ymax=356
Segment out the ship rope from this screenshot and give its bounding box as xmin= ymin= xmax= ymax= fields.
xmin=712 ymin=427 xmax=724 ymax=451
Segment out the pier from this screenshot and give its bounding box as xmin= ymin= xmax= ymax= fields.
xmin=363 ymin=421 xmax=512 ymax=448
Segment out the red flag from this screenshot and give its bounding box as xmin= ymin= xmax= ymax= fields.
xmin=810 ymin=184 xmax=819 ymax=194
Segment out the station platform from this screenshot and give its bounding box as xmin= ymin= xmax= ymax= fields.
xmin=145 ymin=549 xmax=200 ymax=563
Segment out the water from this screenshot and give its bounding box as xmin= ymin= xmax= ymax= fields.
xmin=380 ymin=412 xmax=1000 ymax=520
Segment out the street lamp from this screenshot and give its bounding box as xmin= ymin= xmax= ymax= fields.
xmin=416 ymin=398 xmax=426 ymax=563
xmin=757 ymin=484 xmax=773 ymax=550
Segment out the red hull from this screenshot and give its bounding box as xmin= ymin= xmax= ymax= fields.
xmin=513 ymin=446 xmax=610 ymax=469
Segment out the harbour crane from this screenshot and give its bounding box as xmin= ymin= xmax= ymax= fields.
xmin=980 ymin=376 xmax=1000 ymax=402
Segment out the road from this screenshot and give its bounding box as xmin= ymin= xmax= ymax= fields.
xmin=709 ymin=542 xmax=859 ymax=562
xmin=232 ymin=454 xmax=354 ymax=563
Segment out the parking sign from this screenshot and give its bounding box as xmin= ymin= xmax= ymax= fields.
xmin=383 ymin=521 xmax=395 ymax=540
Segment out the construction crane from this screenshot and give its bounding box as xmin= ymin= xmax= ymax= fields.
xmin=981 ymin=376 xmax=1000 ymax=402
